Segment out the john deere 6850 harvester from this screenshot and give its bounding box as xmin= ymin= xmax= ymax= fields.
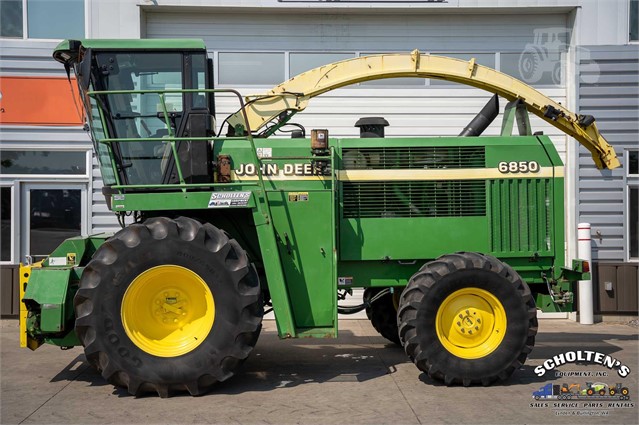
xmin=19 ymin=39 xmax=618 ymax=397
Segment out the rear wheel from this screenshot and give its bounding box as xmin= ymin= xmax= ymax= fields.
xmin=397 ymin=252 xmax=537 ymax=386
xmin=75 ymin=216 xmax=263 ymax=397
xmin=364 ymin=288 xmax=401 ymax=345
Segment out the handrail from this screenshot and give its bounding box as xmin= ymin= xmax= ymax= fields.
xmin=87 ymin=88 xmax=268 ymax=193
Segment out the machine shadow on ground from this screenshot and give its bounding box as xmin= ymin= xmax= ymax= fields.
xmin=47 ymin=327 xmax=638 ymax=398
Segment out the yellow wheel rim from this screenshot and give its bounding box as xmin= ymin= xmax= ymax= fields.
xmin=435 ymin=287 xmax=506 ymax=359
xmin=121 ymin=265 xmax=215 ymax=357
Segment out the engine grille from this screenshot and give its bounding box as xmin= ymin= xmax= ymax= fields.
xmin=489 ymin=178 xmax=552 ymax=253
xmin=342 ymin=180 xmax=486 ymax=218
xmin=341 ymin=146 xmax=485 ymax=169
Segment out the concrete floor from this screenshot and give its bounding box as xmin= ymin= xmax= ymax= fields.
xmin=1 ymin=318 xmax=637 ymax=425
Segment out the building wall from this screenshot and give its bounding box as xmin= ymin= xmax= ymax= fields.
xmin=145 ymin=10 xmax=568 ymax=142
xmin=0 ymin=39 xmax=127 ymax=240
xmin=577 ymin=45 xmax=639 ymax=312
xmin=578 ymin=45 xmax=638 ymax=262
xmin=0 ymin=0 xmax=636 ymax=315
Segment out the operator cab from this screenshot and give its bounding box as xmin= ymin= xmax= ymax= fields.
xmin=54 ymin=39 xmax=215 ymax=189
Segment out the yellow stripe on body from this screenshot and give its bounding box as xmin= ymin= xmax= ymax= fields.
xmin=231 ymin=167 xmax=562 ymax=181
xmin=231 ymin=171 xmax=329 ymax=181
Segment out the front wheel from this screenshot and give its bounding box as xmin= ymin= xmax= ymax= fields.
xmin=397 ymin=252 xmax=537 ymax=386
xmin=74 ymin=217 xmax=263 ymax=397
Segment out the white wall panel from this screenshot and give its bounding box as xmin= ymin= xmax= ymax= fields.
xmin=146 ymin=11 xmax=567 ymax=52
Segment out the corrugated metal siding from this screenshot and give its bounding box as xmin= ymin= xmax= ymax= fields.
xmin=0 ymin=40 xmax=67 ymax=76
xmin=578 ymin=46 xmax=639 ymax=261
xmin=0 ymin=40 xmax=123 ymax=235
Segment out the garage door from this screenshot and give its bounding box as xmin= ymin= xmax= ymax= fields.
xmin=146 ymin=10 xmax=568 ymax=155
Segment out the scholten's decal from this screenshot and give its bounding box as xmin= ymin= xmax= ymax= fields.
xmin=535 ymin=350 xmax=631 ymax=378
xmin=208 ymin=192 xmax=251 ymax=208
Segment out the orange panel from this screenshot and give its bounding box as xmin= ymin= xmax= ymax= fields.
xmin=0 ymin=76 xmax=84 ymax=126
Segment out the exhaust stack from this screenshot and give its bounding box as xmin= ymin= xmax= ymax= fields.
xmin=459 ymin=94 xmax=499 ymax=137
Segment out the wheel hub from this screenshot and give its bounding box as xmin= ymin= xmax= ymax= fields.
xmin=435 ymin=287 xmax=507 ymax=359
xmin=454 ymin=308 xmax=483 ymax=336
xmin=121 ymin=265 xmax=215 ymax=357
xmin=153 ymin=291 xmax=188 ymax=325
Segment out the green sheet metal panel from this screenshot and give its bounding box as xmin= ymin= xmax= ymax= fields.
xmin=340 ymin=216 xmax=489 ymax=261
xmin=267 ymin=190 xmax=335 ymax=330
xmin=23 ymin=268 xmax=74 ymax=333
xmin=488 ymin=178 xmax=553 ymax=256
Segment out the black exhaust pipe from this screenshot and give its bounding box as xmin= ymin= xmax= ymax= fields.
xmin=458 ymin=94 xmax=499 ymax=137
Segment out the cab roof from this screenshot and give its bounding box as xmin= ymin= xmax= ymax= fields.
xmin=53 ymin=38 xmax=206 ymax=64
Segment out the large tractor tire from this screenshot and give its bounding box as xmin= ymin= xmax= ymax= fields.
xmin=364 ymin=288 xmax=401 ymax=346
xmin=74 ymin=217 xmax=263 ymax=397
xmin=397 ymin=252 xmax=537 ymax=386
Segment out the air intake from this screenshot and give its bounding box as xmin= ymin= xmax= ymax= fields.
xmin=342 ymin=180 xmax=486 ymax=218
xmin=342 ymin=146 xmax=485 ymax=170
xmin=489 ymin=178 xmax=552 ymax=253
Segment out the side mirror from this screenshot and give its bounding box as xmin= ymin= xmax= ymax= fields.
xmin=77 ymin=48 xmax=92 ymax=92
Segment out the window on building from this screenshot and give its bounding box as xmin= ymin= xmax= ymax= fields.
xmin=630 ymin=150 xmax=639 ymax=260
xmin=628 ymin=150 xmax=639 ymax=175
xmin=631 ymin=0 xmax=638 ymax=41
xmin=212 ymin=48 xmax=561 ymax=88
xmin=1 ymin=187 xmax=11 ymax=262
xmin=430 ymin=53 xmax=496 ymax=86
xmin=28 ymin=188 xmax=81 ymax=258
xmin=0 ymin=0 xmax=84 ymax=39
xmin=360 ymin=52 xmax=425 ymax=86
xmin=630 ymin=187 xmax=638 ymax=259
xmin=0 ymin=151 xmax=87 ymax=175
xmin=0 ymin=0 xmax=22 ymax=38
xmin=218 ymin=53 xmax=285 ymax=85
xmin=290 ymin=52 xmax=356 ymax=77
